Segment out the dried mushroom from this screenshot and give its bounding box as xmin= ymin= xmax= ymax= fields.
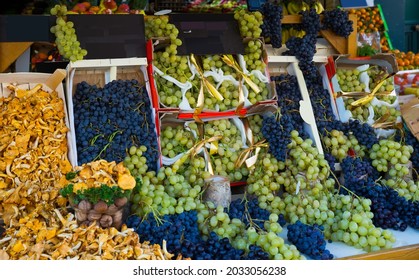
xmin=0 ymin=84 xmax=71 ymax=224
xmin=0 ymin=209 xmax=184 ymax=260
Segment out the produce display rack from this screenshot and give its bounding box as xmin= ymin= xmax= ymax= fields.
xmin=1 ymin=6 xmax=419 ymax=262
xmin=281 ymin=14 xmax=358 ymax=58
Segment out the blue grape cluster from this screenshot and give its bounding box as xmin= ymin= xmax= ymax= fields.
xmin=386 ymin=192 xmax=419 ymax=230
xmin=341 ymin=156 xmax=419 ymax=230
xmin=304 ymin=76 xmax=337 ymax=122
xmin=227 ymin=198 xmax=286 ymax=228
xmin=324 ymin=152 xmax=336 ymax=172
xmin=261 ymin=2 xmax=283 ymax=48
xmin=241 ymin=244 xmax=270 ymax=260
xmin=73 ymin=80 xmax=158 ymax=169
xmin=271 ymin=74 xmax=309 ymax=139
xmin=126 ymin=211 xmax=269 ymax=260
xmin=322 ymin=8 xmax=354 ymax=38
xmin=284 ymin=34 xmax=318 ymax=81
xmin=340 ymin=156 xmax=379 ymax=186
xmin=283 ymin=9 xmax=341 ymax=125
xmin=283 ymin=9 xmax=337 ymax=123
xmin=189 ymin=232 xmax=267 ymax=260
xmin=261 ymin=113 xmax=294 ymax=162
xmin=126 ymin=211 xmax=201 ymax=255
xmin=300 ymin=9 xmax=322 ymax=36
xmin=287 ymin=221 xmax=333 ymax=260
xmin=348 ymin=120 xmax=379 ymax=149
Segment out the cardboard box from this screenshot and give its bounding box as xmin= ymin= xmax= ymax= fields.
xmin=333 ymin=53 xmax=398 ymax=75
xmin=0 ymin=69 xmax=75 ymax=165
xmin=328 ymin=53 xmax=400 ymax=138
xmin=147 ymin=37 xmax=276 ymax=115
xmin=158 ymin=111 xmax=250 ymax=186
xmin=400 ymin=97 xmax=419 ymax=142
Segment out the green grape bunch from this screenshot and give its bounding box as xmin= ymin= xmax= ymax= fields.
xmin=50 ymin=5 xmax=87 ymax=62
xmin=372 ymin=105 xmax=401 ymax=124
xmin=153 ymin=55 xmax=192 ymax=108
xmin=367 ymin=66 xmax=395 ymax=102
xmin=247 ymin=114 xmax=264 ymax=143
xmin=247 ymin=75 xmax=269 ymax=105
xmin=202 ymin=54 xmax=234 ymax=75
xmin=369 ymin=139 xmax=413 ymax=177
xmin=336 ymin=68 xmax=367 ymax=93
xmin=204 ymin=119 xmax=244 ymax=150
xmin=234 ymin=9 xmax=263 ymax=38
xmin=145 ymin=16 xmax=182 ymax=61
xmin=160 ymin=122 xmax=198 ymax=158
xmin=243 ymin=39 xmax=266 ymax=72
xmin=344 ymin=98 xmax=370 ymax=122
xmin=322 ymin=129 xmax=366 ymax=162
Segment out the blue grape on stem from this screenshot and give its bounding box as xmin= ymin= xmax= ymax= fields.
xmin=287 ymin=220 xmax=334 ymax=260
xmin=261 ymin=2 xmax=283 ymax=48
xmin=322 ymin=9 xmax=354 ymax=38
xmin=261 ymin=113 xmax=294 ymax=162
xmin=340 ymin=156 xmax=419 ymax=231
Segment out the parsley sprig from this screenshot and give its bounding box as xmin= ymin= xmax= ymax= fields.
xmin=60 ymin=177 xmax=142 ymax=206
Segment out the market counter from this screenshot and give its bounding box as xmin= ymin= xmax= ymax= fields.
xmin=339 ymin=244 xmax=419 ymax=260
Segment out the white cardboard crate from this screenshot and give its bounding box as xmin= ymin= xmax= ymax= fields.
xmin=0 ymin=70 xmax=75 ymax=166
xmin=330 ymin=54 xmax=400 ymax=139
xmin=65 ymin=58 xmax=158 ymax=167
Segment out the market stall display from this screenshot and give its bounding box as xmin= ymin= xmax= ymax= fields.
xmin=1 ymin=1 xmax=419 ymax=261
xmin=347 ymin=5 xmax=393 ymax=54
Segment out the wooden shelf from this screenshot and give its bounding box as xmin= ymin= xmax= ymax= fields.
xmin=339 ymin=243 xmax=419 ymax=260
xmin=281 ymin=14 xmax=358 ymax=58
xmin=0 ymin=42 xmax=32 ymax=72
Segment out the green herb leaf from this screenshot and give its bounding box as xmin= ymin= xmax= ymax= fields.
xmin=59 ymin=184 xmax=74 ymax=197
xmin=65 ymin=172 xmax=78 ymax=180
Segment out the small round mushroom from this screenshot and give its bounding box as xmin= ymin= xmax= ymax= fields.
xmin=88 ymin=211 xmax=102 ymax=221
xmin=112 ymin=209 xmax=123 ymax=225
xmin=77 ymin=200 xmax=92 ymax=213
xmin=75 ymin=210 xmax=87 ymax=222
xmin=114 ymin=197 xmax=128 ymax=208
xmin=93 ymin=201 xmax=108 ymax=213
xmin=106 ymin=204 xmax=119 ymax=215
xmin=100 ymin=215 xmax=113 ymax=228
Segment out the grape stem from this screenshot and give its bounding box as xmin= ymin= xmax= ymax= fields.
xmin=242 ymin=194 xmax=265 ymax=233
xmin=92 ymin=130 xmax=122 ymax=161
xmin=89 ymin=133 xmax=104 ymax=146
xmin=329 ymin=168 xmax=362 ymax=201
xmin=137 ymin=199 xmax=165 ymax=226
